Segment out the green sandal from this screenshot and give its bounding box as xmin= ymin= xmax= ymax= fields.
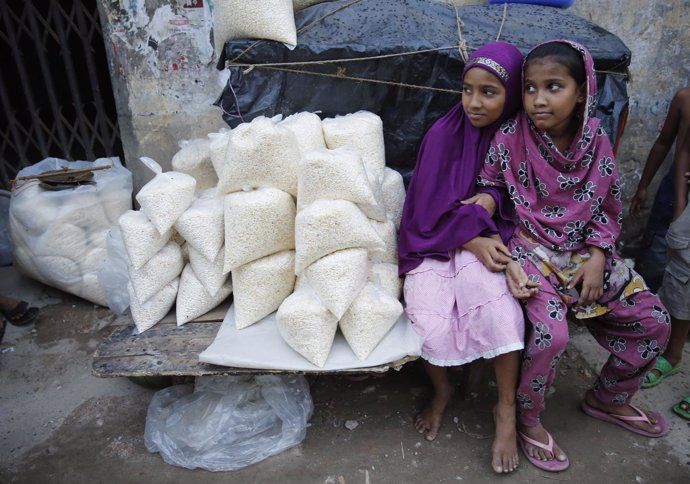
xmin=641 ymin=356 xmax=680 ymax=388
xmin=672 ymin=396 xmax=690 ymax=420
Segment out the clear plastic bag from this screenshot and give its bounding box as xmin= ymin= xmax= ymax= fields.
xmin=144 ymin=375 xmax=313 ymax=471
xmin=97 ymin=225 xmax=131 ymax=314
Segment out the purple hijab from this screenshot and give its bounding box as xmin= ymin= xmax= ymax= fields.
xmin=398 ymin=41 xmax=524 ymax=275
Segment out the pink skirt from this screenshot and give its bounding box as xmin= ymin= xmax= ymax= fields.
xmin=403 ymin=249 xmax=525 ymax=366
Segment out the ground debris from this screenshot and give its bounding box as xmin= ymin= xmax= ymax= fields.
xmin=344 ymin=420 xmax=359 ymax=430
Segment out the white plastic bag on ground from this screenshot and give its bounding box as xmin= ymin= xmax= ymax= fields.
xmin=276 ymin=285 xmax=339 ymax=367
xmin=118 ymin=210 xmax=172 ymax=269
xmin=212 ymin=0 xmax=297 ymax=58
xmin=322 ymin=111 xmax=387 ymax=181
xmin=10 ymin=157 xmax=132 ymax=306
xmin=223 ymin=188 xmax=295 ymax=272
xmin=128 ymin=278 xmax=179 ymax=333
xmin=294 ymin=199 xmax=383 ymax=274
xmin=296 ymin=147 xmax=379 ymax=211
xmin=128 ymin=241 xmax=184 ymax=303
xmin=171 ymin=138 xmax=218 ymax=191
xmin=135 ymin=157 xmax=196 ymax=234
xmin=216 ymin=116 xmax=300 ymax=196
xmin=339 ymin=282 xmax=403 ymax=360
xmin=382 ymin=167 xmax=406 ymax=229
xmin=233 ymin=250 xmax=296 ymax=329
xmin=369 ymin=219 xmax=398 ymax=264
xmin=368 ymin=262 xmax=402 ymax=300
xmin=176 ymin=265 xmax=233 ymax=326
xmin=279 ymin=112 xmax=326 ymax=158
xmin=144 ymin=375 xmax=312 ymax=472
xmin=303 ymin=248 xmax=369 ymax=319
xmin=174 ymin=191 xmax=224 ymax=262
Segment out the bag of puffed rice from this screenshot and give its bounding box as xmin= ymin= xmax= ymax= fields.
xmin=276 ymin=284 xmax=338 ymax=368
xmin=223 ymin=188 xmax=295 ymax=272
xmin=174 ymin=190 xmax=224 ymax=263
xmin=176 ymin=264 xmax=233 ymax=326
xmin=279 ymin=112 xmax=326 ymax=158
xmin=135 ymin=157 xmax=196 ymax=235
xmin=368 ymin=262 xmax=402 ymax=300
xmin=322 ymin=111 xmax=387 ymax=182
xmin=339 ymin=282 xmax=403 ymax=360
xmin=171 ymin=138 xmax=218 ymax=191
xmin=208 ymin=129 xmax=231 ymax=179
xmin=216 ymin=116 xmax=300 ymax=197
xmin=128 ymin=241 xmax=184 ymax=303
xmin=294 ymin=199 xmax=383 ymax=274
xmin=212 ymin=0 xmax=297 ymax=59
xmin=381 ymin=167 xmax=406 ymax=229
xmin=296 ymin=147 xmax=379 ymax=212
xmin=369 ymin=219 xmax=398 ymax=264
xmin=128 ymin=278 xmax=179 ymax=333
xmin=303 ymin=248 xmax=368 ymax=319
xmin=188 ymin=244 xmax=228 ymax=297
xmin=118 ymin=210 xmax=172 ymax=269
xmin=233 ymin=250 xmax=296 ymax=329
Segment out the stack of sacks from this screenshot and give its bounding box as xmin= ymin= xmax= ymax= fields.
xmin=208 ymin=128 xmax=232 ymax=180
xmin=219 ymin=116 xmax=302 ymax=329
xmin=175 ymin=189 xmax=233 ymax=325
xmin=118 ymin=158 xmax=196 ymax=333
xmin=171 ymin=138 xmax=218 ymax=190
xmin=9 ymin=157 xmax=132 ymax=306
xmin=278 ymin=135 xmax=403 ymax=367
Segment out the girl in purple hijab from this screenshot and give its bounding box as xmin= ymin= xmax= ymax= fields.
xmin=399 ymin=41 xmax=532 ymax=474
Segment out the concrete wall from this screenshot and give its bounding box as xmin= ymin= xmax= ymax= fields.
xmin=99 ymin=0 xmax=690 ymax=247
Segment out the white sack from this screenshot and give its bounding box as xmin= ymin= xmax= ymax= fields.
xmin=174 ymin=191 xmax=224 ymax=262
xmin=279 ymin=112 xmax=326 ymax=158
xmin=118 ymin=210 xmax=172 ymax=269
xmin=322 ymin=111 xmax=387 ymax=181
xmin=135 ymin=157 xmax=196 ymax=235
xmin=382 ymin=167 xmax=406 ymax=229
xmin=339 ymin=283 xmax=403 ymax=360
xmin=171 ymin=138 xmax=218 ymax=191
xmin=212 ymin=0 xmax=297 ymax=58
xmin=276 ymin=285 xmax=339 ymax=368
xmin=217 ymin=116 xmax=300 ymax=197
xmin=233 ymin=250 xmax=296 ymax=329
xmin=368 ymin=263 xmax=402 ymax=300
xmin=369 ymin=219 xmax=398 ymax=264
xmin=128 ymin=241 xmax=184 ymax=303
xmin=303 ymin=248 xmax=369 ymax=319
xmin=223 ymin=188 xmax=295 ymax=272
xmin=128 ymin=278 xmax=179 ymax=333
xmin=294 ymin=199 xmax=383 ymax=274
xmin=189 ymin=244 xmax=228 ymax=297
xmin=296 ymin=147 xmax=378 ymax=211
xmin=176 ymin=265 xmax=233 ymax=326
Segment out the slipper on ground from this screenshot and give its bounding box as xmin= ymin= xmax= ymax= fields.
xmin=641 ymin=356 xmax=680 ymax=388
xmin=2 ymin=301 xmax=39 ymax=327
xmin=518 ymin=431 xmax=569 ymax=472
xmin=672 ymin=396 xmax=690 ymax=421
xmin=580 ymin=399 xmax=669 ymax=438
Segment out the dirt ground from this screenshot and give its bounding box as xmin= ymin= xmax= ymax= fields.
xmin=1 ymin=266 xmax=689 ymax=483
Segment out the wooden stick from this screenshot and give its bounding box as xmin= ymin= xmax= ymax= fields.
xmin=14 ymin=164 xmax=112 ymax=182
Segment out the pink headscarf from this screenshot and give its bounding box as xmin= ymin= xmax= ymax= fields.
xmin=478 ymin=40 xmax=623 ymax=253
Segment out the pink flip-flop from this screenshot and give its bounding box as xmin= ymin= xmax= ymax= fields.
xmin=580 ymin=400 xmax=669 ymax=438
xmin=518 ymin=431 xmax=570 ymax=472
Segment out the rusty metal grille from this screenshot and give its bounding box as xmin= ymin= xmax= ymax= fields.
xmin=0 ymin=0 xmax=123 ymax=189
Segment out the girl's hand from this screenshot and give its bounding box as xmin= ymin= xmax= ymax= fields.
xmin=462 ymin=236 xmax=512 ymax=272
xmin=506 ymin=261 xmax=540 ymax=299
xmin=568 ymin=248 xmax=606 ymax=306
xmin=460 ymin=193 xmax=497 ymax=217
xmin=629 ymin=187 xmax=647 ymax=217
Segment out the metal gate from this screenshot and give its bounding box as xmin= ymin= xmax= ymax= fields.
xmin=0 ymin=0 xmax=123 ymax=189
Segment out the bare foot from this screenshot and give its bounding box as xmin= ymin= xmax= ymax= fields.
xmin=492 ymin=402 xmax=519 ymax=473
xmin=518 ymin=423 xmax=567 ymax=463
xmin=415 ymin=386 xmax=454 ymax=441
xmin=583 ymin=391 xmax=663 ymax=434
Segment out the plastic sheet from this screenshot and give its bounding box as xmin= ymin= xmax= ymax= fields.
xmin=217 ymin=0 xmax=630 ymax=182
xmin=144 ymin=375 xmax=313 ymax=471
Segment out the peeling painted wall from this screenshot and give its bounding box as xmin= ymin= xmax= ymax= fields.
xmin=98 ymin=0 xmax=690 ymax=248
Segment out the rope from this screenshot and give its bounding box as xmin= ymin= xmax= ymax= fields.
xmin=454 ymin=7 xmax=469 ymax=62
xmin=496 ymin=2 xmax=508 ymax=41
